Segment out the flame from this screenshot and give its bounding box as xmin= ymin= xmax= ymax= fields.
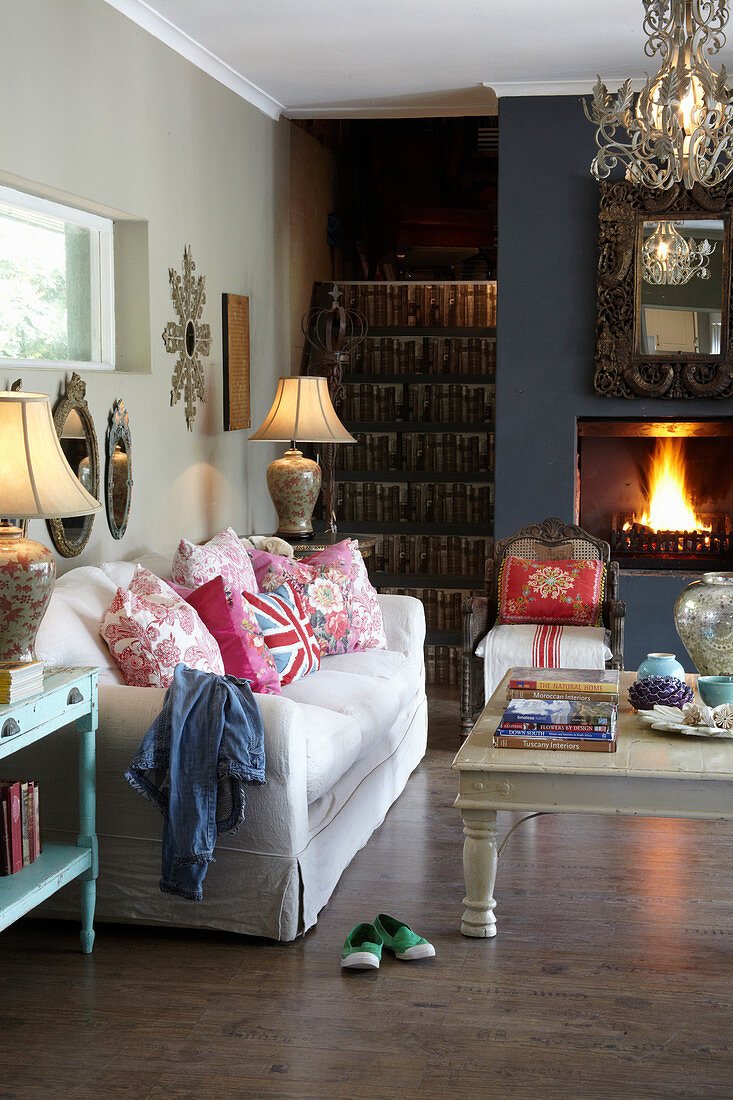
xmin=636 ymin=438 xmax=710 ymax=533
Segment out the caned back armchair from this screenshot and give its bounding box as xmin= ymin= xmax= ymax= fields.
xmin=460 ymin=518 xmax=625 ymax=734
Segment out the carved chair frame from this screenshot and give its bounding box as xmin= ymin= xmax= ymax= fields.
xmin=460 ymin=518 xmax=626 ymax=735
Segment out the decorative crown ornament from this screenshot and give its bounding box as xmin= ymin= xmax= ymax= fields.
xmin=585 ymin=0 xmax=733 ymax=189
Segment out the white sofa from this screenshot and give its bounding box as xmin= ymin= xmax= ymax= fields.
xmin=15 ymin=554 xmax=427 ymax=941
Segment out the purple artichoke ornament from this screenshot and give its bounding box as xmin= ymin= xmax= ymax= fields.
xmin=628 ymin=675 xmax=693 ymax=711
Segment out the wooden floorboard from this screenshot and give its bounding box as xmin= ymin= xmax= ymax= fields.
xmin=1 ymin=685 xmax=732 ymax=1099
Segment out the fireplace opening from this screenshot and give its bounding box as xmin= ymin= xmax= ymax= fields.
xmin=577 ymin=419 xmax=733 ymax=570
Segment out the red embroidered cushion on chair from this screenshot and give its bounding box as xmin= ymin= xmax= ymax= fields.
xmin=497 ymin=557 xmax=605 ymax=627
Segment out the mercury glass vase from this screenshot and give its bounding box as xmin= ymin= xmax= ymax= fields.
xmin=673 ymin=572 xmax=733 ymax=675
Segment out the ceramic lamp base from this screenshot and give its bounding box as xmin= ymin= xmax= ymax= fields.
xmin=266 ymin=449 xmax=322 ymax=538
xmin=0 ymin=524 xmax=55 ymax=662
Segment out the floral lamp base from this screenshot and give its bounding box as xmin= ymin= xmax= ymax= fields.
xmin=0 ymin=524 xmax=55 ymax=662
xmin=266 ymin=449 xmax=322 ymax=539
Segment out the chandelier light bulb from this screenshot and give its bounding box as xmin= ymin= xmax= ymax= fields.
xmin=585 ymin=0 xmax=733 ymax=189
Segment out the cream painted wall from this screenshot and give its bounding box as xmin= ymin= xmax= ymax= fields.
xmin=0 ymin=0 xmax=291 ymax=572
xmin=288 ymin=125 xmax=339 ymax=375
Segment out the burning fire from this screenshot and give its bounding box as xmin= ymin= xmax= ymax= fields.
xmin=625 ymin=438 xmax=711 ymax=533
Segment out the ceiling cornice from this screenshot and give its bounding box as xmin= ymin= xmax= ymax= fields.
xmin=284 ymin=104 xmax=495 ymax=119
xmin=486 ymin=79 xmax=646 ymax=98
xmin=102 ymin=0 xmax=284 ymax=120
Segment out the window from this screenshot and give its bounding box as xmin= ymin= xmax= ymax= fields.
xmin=0 ymin=185 xmax=115 ymax=369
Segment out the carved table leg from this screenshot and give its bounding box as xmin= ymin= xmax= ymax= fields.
xmin=460 ymin=808 xmax=498 ymax=938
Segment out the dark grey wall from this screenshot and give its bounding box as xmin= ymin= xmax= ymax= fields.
xmin=496 ymin=95 xmax=733 ymax=672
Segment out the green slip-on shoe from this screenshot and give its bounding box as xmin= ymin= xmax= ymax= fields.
xmin=373 ymin=913 xmax=436 ymax=960
xmin=341 ymin=922 xmax=383 ymax=969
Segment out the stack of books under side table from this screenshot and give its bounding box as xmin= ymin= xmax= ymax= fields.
xmin=493 ymin=668 xmax=621 ymax=753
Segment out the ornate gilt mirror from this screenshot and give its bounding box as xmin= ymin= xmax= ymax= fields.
xmin=48 ymin=373 xmax=99 ymax=556
xmin=595 ymin=181 xmax=733 ymax=399
xmin=106 ymin=400 xmax=132 ymax=539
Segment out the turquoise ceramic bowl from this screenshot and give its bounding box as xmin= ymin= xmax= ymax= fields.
xmin=697 ymin=675 xmax=733 ymax=707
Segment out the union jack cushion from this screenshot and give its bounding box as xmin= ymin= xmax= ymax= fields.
xmin=242 ymin=583 xmax=320 ymax=686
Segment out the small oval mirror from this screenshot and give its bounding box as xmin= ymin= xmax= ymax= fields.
xmin=106 ymin=400 xmax=133 ymax=539
xmin=48 ymin=373 xmax=99 ymax=557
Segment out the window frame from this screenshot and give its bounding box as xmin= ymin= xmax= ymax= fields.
xmin=0 ymin=184 xmax=116 ymax=371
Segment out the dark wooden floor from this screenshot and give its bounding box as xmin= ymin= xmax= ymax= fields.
xmin=1 ymin=687 xmax=732 ymax=1099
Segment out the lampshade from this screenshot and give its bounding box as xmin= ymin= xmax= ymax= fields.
xmin=249 ymin=376 xmax=356 ymax=444
xmin=0 ymin=392 xmax=102 ymax=518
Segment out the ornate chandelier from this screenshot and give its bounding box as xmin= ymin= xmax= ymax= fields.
xmin=642 ymin=220 xmax=717 ymax=282
xmin=585 ymin=0 xmax=733 ymax=189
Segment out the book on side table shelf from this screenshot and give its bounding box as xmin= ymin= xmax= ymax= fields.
xmin=0 ymin=779 xmax=41 ymax=875
xmin=495 ymin=668 xmax=620 ymax=753
xmin=0 ymin=660 xmax=44 ymax=704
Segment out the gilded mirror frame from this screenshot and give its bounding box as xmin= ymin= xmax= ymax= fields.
xmin=595 ymin=180 xmax=733 ymax=399
xmin=106 ymin=399 xmax=133 ymax=540
xmin=47 ymin=372 xmax=99 ymax=557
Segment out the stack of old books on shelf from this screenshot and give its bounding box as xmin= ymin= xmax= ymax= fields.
xmin=0 ymin=659 xmax=44 ymax=705
xmin=493 ymin=668 xmax=621 ymax=753
xmin=1 ymin=779 xmax=41 ymax=875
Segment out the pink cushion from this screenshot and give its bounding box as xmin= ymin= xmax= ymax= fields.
xmin=261 ymin=558 xmax=354 ymax=657
xmin=251 ymin=539 xmax=386 ymax=652
xmin=304 ymin=540 xmax=387 ymax=652
xmin=242 ymin=583 xmax=321 ymax=685
xmin=99 ymin=566 xmax=224 ymax=688
xmin=183 ymin=575 xmax=281 ymax=695
xmin=172 ymin=527 xmax=257 ymax=595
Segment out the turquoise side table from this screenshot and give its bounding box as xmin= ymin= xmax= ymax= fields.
xmin=0 ymin=666 xmax=98 ymax=953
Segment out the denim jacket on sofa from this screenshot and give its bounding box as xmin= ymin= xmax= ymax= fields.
xmin=124 ymin=663 xmax=266 ymax=901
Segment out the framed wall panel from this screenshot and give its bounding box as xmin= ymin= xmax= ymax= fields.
xmin=222 ymin=293 xmax=251 ymax=430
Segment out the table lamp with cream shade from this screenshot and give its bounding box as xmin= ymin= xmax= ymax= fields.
xmin=0 ymin=391 xmax=102 ymax=662
xmin=249 ymin=376 xmax=356 ymax=538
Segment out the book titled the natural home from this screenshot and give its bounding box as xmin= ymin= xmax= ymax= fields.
xmin=508 ymin=668 xmax=620 ymax=694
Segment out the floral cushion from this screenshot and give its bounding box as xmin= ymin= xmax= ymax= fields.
xmin=242 ymin=583 xmax=321 ymax=685
xmin=497 ymin=557 xmax=606 ymax=627
xmin=183 ymin=575 xmax=280 ymax=695
xmin=301 ymin=540 xmax=387 ymax=652
xmin=99 ymin=566 xmax=224 ymax=688
xmin=172 ymin=526 xmax=257 ymax=596
xmin=261 ymin=559 xmax=353 ymax=657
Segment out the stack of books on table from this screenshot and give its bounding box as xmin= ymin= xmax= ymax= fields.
xmin=0 ymin=660 xmax=44 ymax=705
xmin=494 ymin=668 xmax=620 ymax=753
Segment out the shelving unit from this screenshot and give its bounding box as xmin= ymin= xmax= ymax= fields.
xmin=307 ymin=280 xmax=496 ymax=685
xmin=0 ymin=666 xmax=98 ymax=952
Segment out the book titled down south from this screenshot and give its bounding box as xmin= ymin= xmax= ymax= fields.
xmin=498 ymin=697 xmax=617 ymax=736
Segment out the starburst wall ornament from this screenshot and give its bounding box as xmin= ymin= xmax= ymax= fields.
xmin=162 ymin=245 xmax=211 ymax=430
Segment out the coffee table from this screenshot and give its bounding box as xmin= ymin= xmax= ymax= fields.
xmin=452 ymin=670 xmax=733 ymax=938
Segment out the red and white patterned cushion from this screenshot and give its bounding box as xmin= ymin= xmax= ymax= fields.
xmin=497 ymin=557 xmax=606 ymax=627
xmin=344 ymin=539 xmax=387 ymax=651
xmin=172 ymin=527 xmax=257 ymax=596
xmin=99 ymin=566 xmax=224 ymax=688
xmin=242 ymin=583 xmax=321 ymax=685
